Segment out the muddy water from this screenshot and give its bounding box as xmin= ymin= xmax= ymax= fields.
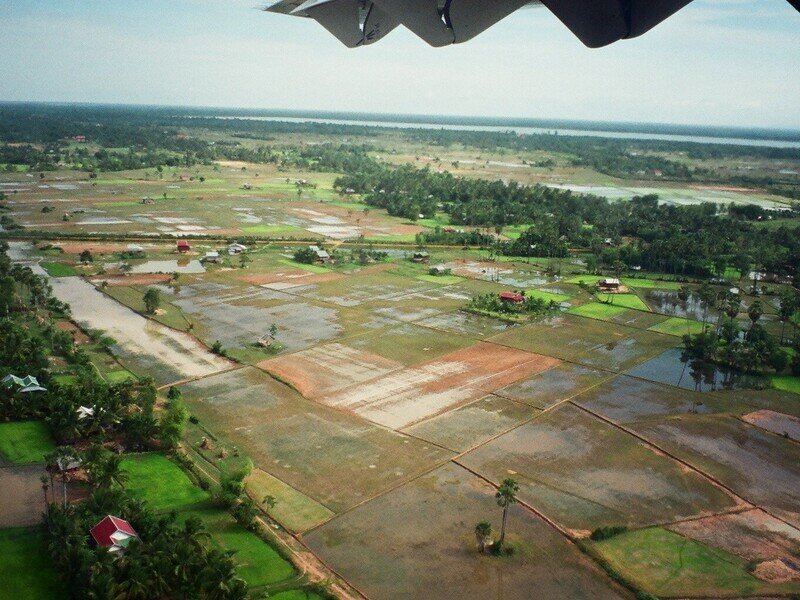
xmin=626 ymin=347 xmax=766 ymax=392
xmin=48 ymin=277 xmax=231 ymax=384
xmin=645 ymin=290 xmax=719 ymax=321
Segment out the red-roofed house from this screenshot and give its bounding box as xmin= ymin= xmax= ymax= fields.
xmin=176 ymin=240 xmax=191 ymax=253
xmin=90 ymin=515 xmax=138 ymax=554
xmin=499 ymin=291 xmax=525 ymax=304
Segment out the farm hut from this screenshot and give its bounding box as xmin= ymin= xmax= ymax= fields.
xmin=412 ymin=251 xmax=430 ymax=264
xmin=90 ymin=516 xmax=139 ymax=554
xmin=76 ymin=405 xmax=95 ymax=420
xmin=202 ymin=251 xmax=221 ymax=264
xmin=176 ymin=240 xmax=191 ymax=254
xmin=228 ymin=243 xmax=248 ymax=255
xmin=499 ymin=291 xmax=525 ymax=304
xmin=126 ymin=244 xmax=144 ymax=255
xmin=598 ymin=278 xmax=621 ymax=291
xmin=309 ymin=245 xmax=332 ymax=264
xmin=56 ymin=456 xmax=82 ymax=473
xmin=2 ymin=374 xmax=46 ymax=393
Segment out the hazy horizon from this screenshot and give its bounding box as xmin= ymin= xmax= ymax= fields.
xmin=1 ymin=0 xmax=799 ymax=129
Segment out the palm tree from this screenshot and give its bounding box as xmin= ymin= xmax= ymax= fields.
xmin=495 ymin=478 xmax=519 ymax=549
xmin=474 ymin=521 xmax=492 ymax=553
xmin=52 ymin=445 xmax=78 ymax=507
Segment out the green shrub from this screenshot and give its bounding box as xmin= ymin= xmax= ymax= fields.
xmin=590 ymin=525 xmax=628 ymax=541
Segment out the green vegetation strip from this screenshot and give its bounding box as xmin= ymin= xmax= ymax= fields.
xmin=0 ymin=528 xmax=66 ymax=600
xmin=621 ymin=278 xmax=680 ymax=290
xmin=526 ymin=289 xmax=571 ymax=303
xmin=120 ymin=453 xmax=208 ymax=511
xmin=591 ymin=527 xmax=774 ymax=597
xmin=595 ymin=293 xmax=649 ymax=311
xmin=247 ymin=469 xmax=335 ymax=533
xmin=772 ymin=375 xmax=800 ymax=394
xmin=0 ymin=421 xmax=55 ymax=464
xmin=567 ymin=302 xmax=628 ymax=320
xmin=40 ymin=262 xmax=80 ymax=277
xmin=648 ymin=317 xmax=707 ymax=337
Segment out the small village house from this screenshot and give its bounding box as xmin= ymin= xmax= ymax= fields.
xmin=412 ymin=251 xmax=430 ymax=264
xmin=598 ymin=278 xmax=621 ymax=291
xmin=499 ymin=291 xmax=525 ymax=304
xmin=228 ymin=243 xmax=248 ymax=255
xmin=90 ymin=516 xmax=139 ymax=554
xmin=309 ymin=245 xmax=332 ymax=264
xmin=176 ymin=240 xmax=191 ymax=254
xmin=202 ymin=251 xmax=221 ymax=264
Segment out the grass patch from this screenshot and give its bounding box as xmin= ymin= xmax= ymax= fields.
xmin=621 ymin=278 xmax=680 ymax=290
xmin=563 ymin=274 xmax=606 ymax=286
xmin=277 ymin=259 xmax=330 ymax=274
xmin=40 ymin=262 xmax=79 ymax=277
xmin=120 ymin=453 xmax=208 ymax=511
xmin=104 ymin=369 xmax=136 ymax=384
xmin=595 ymin=293 xmax=649 ymax=311
xmin=526 ymin=289 xmax=571 ymax=303
xmin=649 ymin=317 xmax=707 ymax=337
xmin=590 ymin=527 xmax=779 ymax=597
xmin=269 ymin=591 xmax=325 ymax=600
xmin=567 ymin=302 xmax=628 ymax=320
xmin=246 ymin=469 xmax=335 ymax=533
xmin=101 ymin=285 xmax=189 ymax=331
xmin=0 ymin=422 xmax=55 ymax=464
xmin=0 ymin=528 xmax=66 ymax=600
xmin=772 ymin=375 xmax=800 ymax=395
xmin=241 ymin=224 xmax=308 ymax=236
xmin=178 ymin=507 xmax=296 ymax=589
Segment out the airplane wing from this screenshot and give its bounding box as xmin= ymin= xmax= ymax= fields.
xmin=263 ymin=0 xmax=800 ymax=48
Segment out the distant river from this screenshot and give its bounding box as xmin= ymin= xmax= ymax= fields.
xmin=202 ymin=115 xmax=800 ymax=149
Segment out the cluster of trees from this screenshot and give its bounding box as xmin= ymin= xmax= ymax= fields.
xmin=682 ymin=295 xmax=800 ymax=376
xmin=466 ymin=293 xmax=556 ymax=318
xmin=415 ymin=227 xmax=494 ymax=246
xmin=44 ymin=483 xmax=247 ymax=599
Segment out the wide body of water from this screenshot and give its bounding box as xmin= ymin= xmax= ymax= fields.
xmin=203 ymin=115 xmax=800 ymax=149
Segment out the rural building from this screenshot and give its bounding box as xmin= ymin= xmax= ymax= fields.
xmin=309 ymin=245 xmax=332 ymax=263
xmin=499 ymin=291 xmax=525 ymax=304
xmin=228 ymin=243 xmax=248 ymax=255
xmin=56 ymin=456 xmax=82 ymax=473
xmin=126 ymin=244 xmax=144 ymax=255
xmin=71 ymin=135 xmax=86 ymax=143
xmin=202 ymin=251 xmax=221 ymax=264
xmin=76 ymin=405 xmax=95 ymax=420
xmin=176 ymin=240 xmax=191 ymax=253
xmin=241 ymin=183 xmax=253 ymax=190
xmin=598 ymin=278 xmax=621 ymax=291
xmin=412 ymin=251 xmax=430 ymax=264
xmin=90 ymin=516 xmax=139 ymax=554
xmin=2 ymin=374 xmax=47 ymax=393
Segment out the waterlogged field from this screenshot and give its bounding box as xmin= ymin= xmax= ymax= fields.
xmin=5 ymin=152 xmax=800 ymax=598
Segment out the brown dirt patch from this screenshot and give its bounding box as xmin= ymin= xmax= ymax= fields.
xmin=0 ymin=466 xmax=47 ymax=527
xmin=321 ymin=342 xmax=560 ymax=429
xmin=742 ymin=410 xmax=800 ymax=441
xmin=752 ymin=558 xmax=800 ymax=583
xmin=258 ymin=343 xmax=403 ymax=398
xmin=668 ymin=509 xmax=800 ymax=563
xmin=90 ymin=274 xmax=172 ymax=286
xmin=689 ymin=184 xmax=760 ymax=193
xmin=55 ymin=320 xmax=90 ymax=344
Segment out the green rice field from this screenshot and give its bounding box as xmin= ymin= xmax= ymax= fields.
xmin=120 ymin=453 xmax=208 ymax=511
xmin=0 ymin=528 xmax=65 ymax=600
xmin=0 ymin=422 xmax=55 ymax=464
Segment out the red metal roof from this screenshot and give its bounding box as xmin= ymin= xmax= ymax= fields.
xmin=90 ymin=515 xmax=137 ymax=548
xmin=499 ymin=291 xmax=525 ymax=303
xmin=176 ymin=240 xmax=190 ymax=248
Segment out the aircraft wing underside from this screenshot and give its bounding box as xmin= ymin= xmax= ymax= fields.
xmin=264 ymin=0 xmax=800 ymax=48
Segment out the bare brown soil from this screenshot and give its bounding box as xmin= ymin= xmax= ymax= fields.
xmin=752 ymin=558 xmax=800 ymax=583
xmin=742 ymin=410 xmax=800 ymax=440
xmin=55 ymin=320 xmax=91 ymax=344
xmin=56 ymin=242 xmax=131 ymax=254
xmin=90 ymin=274 xmax=172 ymax=286
xmin=0 ymin=466 xmax=47 ymax=527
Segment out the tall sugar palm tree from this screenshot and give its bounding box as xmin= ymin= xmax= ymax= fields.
xmin=495 ymin=478 xmax=519 ymax=549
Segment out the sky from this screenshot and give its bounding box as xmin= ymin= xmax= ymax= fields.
xmin=0 ymin=0 xmax=798 ymax=129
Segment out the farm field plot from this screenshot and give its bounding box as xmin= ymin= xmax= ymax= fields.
xmin=414 ymin=310 xmax=512 ymax=339
xmin=571 ymin=328 xmax=678 ymax=372
xmin=496 ymin=363 xmax=612 ymax=409
xmin=48 ymin=276 xmax=231 ymax=384
xmin=607 ymin=308 xmax=668 ymax=329
xmin=588 ymin=527 xmax=796 ymax=598
xmin=0 ymin=528 xmax=66 ymax=600
xmin=0 ymin=466 xmax=47 ymax=527
xmin=487 ymin=314 xmax=633 ymax=361
xmin=458 ymin=403 xmax=740 ymax=535
xmin=631 ymin=414 xmax=800 ymax=528
xmin=364 ymin=285 xmax=472 ymax=323
xmin=0 ymin=421 xmax=54 ymax=464
xmin=246 ymin=469 xmax=334 ymax=533
xmin=179 ymin=368 xmax=453 ymax=513
xmin=345 ymin=322 xmax=476 ymax=365
xmin=402 ymin=394 xmax=541 ymax=452
xmin=120 ymin=453 xmax=208 ymax=512
xmin=626 ymin=347 xmax=744 ymax=392
xmin=568 ymin=301 xmax=628 ymax=320
xmin=304 ymin=463 xmax=626 ymax=600
xmin=648 ymin=316 xmax=708 ymax=336
xmin=741 ymin=409 xmax=800 ymax=439
xmin=621 ymin=277 xmax=681 ymax=290
xmin=178 ymin=506 xmax=297 ymax=589
xmin=319 ymin=342 xmax=560 ymax=429
xmin=595 ymin=293 xmax=650 ymax=311
xmin=572 ymin=375 xmax=717 ymax=423
xmin=259 ymin=342 xmax=403 ymax=398
xmin=294 ymin=271 xmax=437 ymax=308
